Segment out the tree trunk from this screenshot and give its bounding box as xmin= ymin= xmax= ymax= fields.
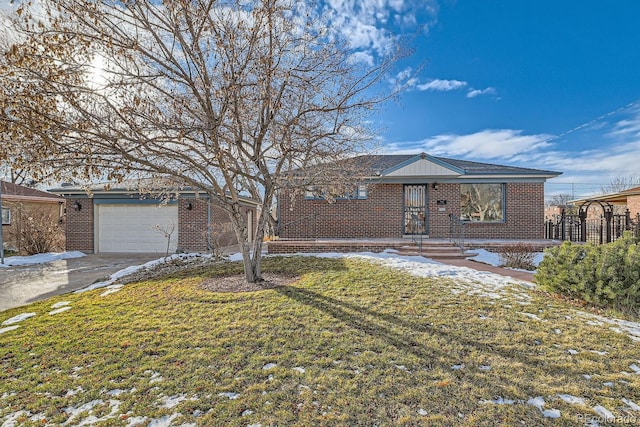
xmin=229 ymin=202 xmax=267 ymax=283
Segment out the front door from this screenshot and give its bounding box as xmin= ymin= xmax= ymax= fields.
xmin=404 ymin=184 xmax=428 ymax=235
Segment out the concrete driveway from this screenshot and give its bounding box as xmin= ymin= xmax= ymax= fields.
xmin=0 ymin=253 xmax=161 ymax=312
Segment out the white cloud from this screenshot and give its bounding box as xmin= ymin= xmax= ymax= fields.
xmin=325 ymin=0 xmax=439 ymax=57
xmin=466 ymin=87 xmax=497 ymax=98
xmin=414 ymin=129 xmax=553 ymax=160
xmin=417 ymin=78 xmax=468 ymax=92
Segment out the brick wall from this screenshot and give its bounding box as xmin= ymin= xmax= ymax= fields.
xmin=178 ymin=198 xmax=209 ymax=252
xmin=64 ymin=198 xmax=94 ymax=252
xmin=279 ymin=184 xmax=404 ymax=238
xmin=279 ymin=182 xmax=546 ymax=240
xmin=431 ymin=182 xmax=545 ymax=239
xmin=627 ymin=195 xmax=640 ymax=217
xmin=178 ymin=199 xmax=257 ymax=252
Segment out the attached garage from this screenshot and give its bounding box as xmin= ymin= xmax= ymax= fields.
xmin=50 ymin=184 xmax=259 ymax=254
xmin=95 ymin=203 xmax=179 ymax=253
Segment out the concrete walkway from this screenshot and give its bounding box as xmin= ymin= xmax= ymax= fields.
xmin=436 ymin=257 xmax=536 ymax=283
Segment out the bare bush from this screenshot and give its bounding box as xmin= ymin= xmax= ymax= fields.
xmin=13 ymin=204 xmax=64 ymax=255
xmin=499 ymin=243 xmax=537 ymax=271
xmin=207 ymin=223 xmax=237 ymax=259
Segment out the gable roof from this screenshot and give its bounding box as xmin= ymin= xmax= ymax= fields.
xmin=362 ymin=153 xmax=561 ymax=180
xmin=1 ymin=181 xmax=63 ymax=203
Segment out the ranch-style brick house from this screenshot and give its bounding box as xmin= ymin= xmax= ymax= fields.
xmin=277 ymin=153 xmax=561 ymax=241
xmin=49 ymin=184 xmax=258 ymax=254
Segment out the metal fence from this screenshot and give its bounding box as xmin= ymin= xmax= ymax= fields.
xmin=545 ymin=209 xmax=640 ymax=244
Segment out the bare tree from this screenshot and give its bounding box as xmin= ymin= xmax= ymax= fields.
xmin=1 ymin=0 xmax=408 ymax=282
xmin=600 ymin=175 xmax=640 ymax=194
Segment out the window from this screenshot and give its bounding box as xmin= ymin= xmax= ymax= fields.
xmin=305 ymin=184 xmax=368 ymax=200
xmin=460 ymin=183 xmax=504 ymax=222
xmin=1 ymin=206 xmax=10 ymax=225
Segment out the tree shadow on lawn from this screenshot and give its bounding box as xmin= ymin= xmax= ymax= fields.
xmin=275 ymin=284 xmax=596 ymax=402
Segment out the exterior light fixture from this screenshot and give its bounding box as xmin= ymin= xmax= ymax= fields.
xmin=186 ymin=202 xmax=193 ymax=210
xmin=432 ymin=182 xmax=439 ymax=190
xmin=73 ymin=201 xmax=82 ymax=211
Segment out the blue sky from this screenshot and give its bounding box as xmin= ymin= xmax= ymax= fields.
xmin=329 ymin=0 xmax=640 ymax=199
xmin=3 ymin=1 xmax=639 ymax=200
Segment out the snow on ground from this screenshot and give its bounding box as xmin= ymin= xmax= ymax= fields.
xmin=76 ymin=253 xmax=210 ymax=293
xmin=466 ymin=248 xmax=545 ymax=269
xmin=0 ymin=251 xmax=85 ymax=267
xmin=2 ymin=249 xmax=640 ymax=426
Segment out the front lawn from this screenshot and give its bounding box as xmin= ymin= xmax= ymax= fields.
xmin=1 ymin=256 xmax=639 ymax=426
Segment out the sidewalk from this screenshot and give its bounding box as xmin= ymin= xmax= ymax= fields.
xmin=435 ymin=258 xmax=536 ymax=283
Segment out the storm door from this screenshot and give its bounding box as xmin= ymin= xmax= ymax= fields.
xmin=403 ymin=184 xmax=428 ymax=235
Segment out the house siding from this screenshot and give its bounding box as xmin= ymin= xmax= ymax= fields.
xmin=278 ymin=182 xmax=546 ymax=240
xmin=176 ymin=199 xmax=257 ymax=252
xmin=64 ymin=198 xmax=95 ymax=252
xmin=627 ymin=195 xmax=640 ymax=218
xmin=279 ymin=184 xmax=404 ymax=239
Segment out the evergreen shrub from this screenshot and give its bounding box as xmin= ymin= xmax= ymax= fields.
xmin=535 ymin=233 xmax=640 ymax=313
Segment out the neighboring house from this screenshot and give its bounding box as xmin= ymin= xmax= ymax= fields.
xmin=1 ymin=181 xmax=64 ymax=251
xmin=49 ymin=184 xmax=258 ymax=254
xmin=571 ymin=186 xmax=640 ymax=218
xmin=278 ymin=153 xmax=561 ymax=240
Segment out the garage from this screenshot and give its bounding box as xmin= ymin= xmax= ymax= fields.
xmin=95 ymin=204 xmax=179 ymax=253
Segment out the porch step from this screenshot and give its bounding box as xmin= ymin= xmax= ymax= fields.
xmin=396 ymin=242 xmax=475 ymax=259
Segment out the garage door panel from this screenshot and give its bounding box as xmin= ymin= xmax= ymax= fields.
xmin=97 ymin=205 xmax=179 ymax=253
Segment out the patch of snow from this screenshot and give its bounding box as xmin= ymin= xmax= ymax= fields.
xmin=479 ymin=365 xmax=491 ymax=371
xmin=527 ymin=396 xmax=560 ymax=419
xmin=76 ymin=253 xmax=208 ymax=293
xmin=63 ymin=399 xmax=121 ymax=425
xmin=593 ymin=405 xmax=615 ymax=420
xmin=518 ymin=312 xmax=544 ymax=321
xmin=219 ymin=392 xmax=240 ymax=400
xmin=1 ymin=411 xmax=29 ymax=427
xmin=622 ymin=398 xmax=640 ymax=411
xmin=247 ymin=424 xmax=263 ymax=427
xmin=395 ymin=364 xmax=408 ymax=371
xmin=0 ymin=251 xmax=85 ymax=267
xmin=590 ymin=350 xmax=608 ymax=356
xmin=100 ymin=285 xmax=124 ymax=297
xmin=65 ymin=386 xmax=84 ymax=397
xmin=417 ymin=409 xmax=428 ymax=416
xmin=466 ymin=249 xmax=544 ymax=269
xmin=451 ymin=364 xmax=465 ymax=370
xmin=578 ymin=311 xmax=640 ymax=342
xmin=262 ymin=363 xmax=277 ymax=370
xmin=51 ymin=301 xmax=70 ymax=309
xmin=125 ymin=416 xmax=148 ymax=426
xmin=158 ymin=394 xmax=191 ymax=409
xmin=603 ymin=382 xmax=614 ymax=387
xmin=49 ymin=306 xmax=72 ymax=315
xmin=480 ymin=397 xmax=516 ymax=405
xmin=568 ymin=349 xmax=579 ymax=355
xmin=242 ymin=410 xmax=254 ymax=416
xmin=147 ymin=413 xmax=180 ymax=427
xmin=2 ymin=312 xmax=36 ymax=325
xmin=293 ymin=367 xmax=306 ymax=374
xmin=558 ymin=394 xmax=585 ymax=405
xmin=0 ymin=325 xmax=19 ymax=335
xmin=629 ymin=364 xmax=640 ymax=374
xmin=583 ymin=374 xmax=592 ymax=380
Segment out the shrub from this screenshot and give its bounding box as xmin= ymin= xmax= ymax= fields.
xmin=14 ymin=205 xmax=64 ymax=255
xmin=535 ymin=233 xmax=640 ymax=314
xmin=498 ymin=242 xmax=537 ymax=270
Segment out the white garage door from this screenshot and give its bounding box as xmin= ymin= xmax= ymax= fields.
xmin=96 ymin=204 xmax=179 ymax=253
